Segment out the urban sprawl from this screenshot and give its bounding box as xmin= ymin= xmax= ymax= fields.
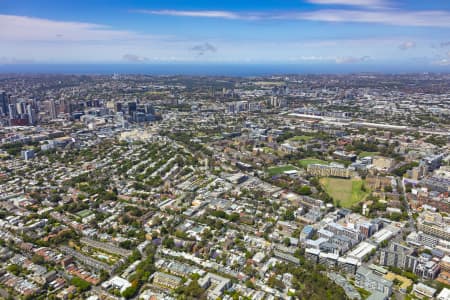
xmin=0 ymin=73 xmax=449 ymax=300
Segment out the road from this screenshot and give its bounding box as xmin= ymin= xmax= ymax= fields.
xmin=400 ymin=177 xmax=416 ymax=231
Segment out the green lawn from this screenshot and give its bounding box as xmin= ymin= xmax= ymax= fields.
xmin=263 ymin=147 xmax=275 ymax=154
xmin=267 ymin=165 xmax=299 ymax=176
xmin=288 ymin=135 xmax=313 ymax=142
xmin=320 ymin=177 xmax=369 ymax=208
xmin=299 ymin=158 xmax=328 ymax=168
xmin=76 ymin=209 xmax=93 ymax=218
xmin=359 ymin=151 xmax=379 ymax=158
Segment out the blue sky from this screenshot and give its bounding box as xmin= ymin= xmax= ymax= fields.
xmin=0 ymin=0 xmax=449 ymax=68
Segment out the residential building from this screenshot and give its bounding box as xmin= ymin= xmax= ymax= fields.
xmin=379 ymin=243 xmax=418 ymax=271
xmin=153 ymin=272 xmax=182 ymax=290
xmin=413 ymin=283 xmax=436 ymax=299
xmin=307 ymin=163 xmax=352 ymax=178
xmin=355 ymin=266 xmax=393 ymax=297
xmin=199 ymin=273 xmax=231 ymax=300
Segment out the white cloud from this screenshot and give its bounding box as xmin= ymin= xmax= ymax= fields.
xmin=306 ymin=0 xmax=388 ymax=8
xmin=296 ymin=56 xmax=333 ymax=61
xmin=0 ymin=13 xmax=444 ymax=64
xmin=399 ymin=41 xmax=416 ymax=50
xmin=135 ymin=9 xmax=450 ymax=28
xmin=122 ymin=54 xmax=148 ymax=62
xmin=133 ymin=10 xmax=243 ymax=20
xmin=0 ymin=14 xmax=153 ymax=42
xmin=335 ymin=56 xmax=370 ymax=63
xmin=430 ymin=51 xmax=450 ymax=66
xmin=296 ymin=9 xmax=450 ymax=27
xmin=0 ymin=57 xmax=35 ymax=64
xmin=433 ymin=58 xmax=450 ymax=66
xmin=0 ymin=14 xmax=176 ymax=62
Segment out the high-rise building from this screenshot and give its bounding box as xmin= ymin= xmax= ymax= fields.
xmin=0 ymin=90 xmax=8 ymax=115
xmin=21 ymin=149 xmax=35 ymax=161
xmin=379 ymin=243 xmax=418 ymax=271
xmin=115 ymin=102 xmax=123 ymax=113
xmin=16 ymin=101 xmax=26 ymax=116
xmin=8 ymin=103 xmax=17 ymax=119
xmin=26 ymin=104 xmax=36 ymax=125
xmin=144 ymin=103 xmax=155 ymax=115
xmin=127 ymin=102 xmax=137 ymax=116
xmin=49 ymin=100 xmax=57 ymax=119
xmin=355 ymin=266 xmax=393 ymax=297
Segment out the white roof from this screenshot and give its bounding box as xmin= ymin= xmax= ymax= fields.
xmin=371 ymin=228 xmax=393 ymax=243
xmin=305 ymin=248 xmax=320 ymax=255
xmin=283 ymin=170 xmax=298 ymax=175
xmin=348 ymin=242 xmax=376 ymax=260
xmin=437 ymin=288 xmax=450 ymax=300
xmin=103 ymin=276 xmax=131 ymax=293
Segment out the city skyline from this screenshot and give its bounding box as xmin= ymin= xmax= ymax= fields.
xmin=1 ymin=0 xmax=450 ymax=70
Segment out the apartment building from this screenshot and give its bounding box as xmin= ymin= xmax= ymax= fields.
xmin=307 ymin=163 xmax=352 ymax=178
xmin=355 ymin=266 xmax=393 ymax=297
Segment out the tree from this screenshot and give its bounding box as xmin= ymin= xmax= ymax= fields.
xmin=119 ymin=240 xmax=134 ymax=249
xmin=405 ymin=183 xmax=413 ymax=193
xmin=122 ymin=285 xmax=138 ymax=299
xmin=7 ymin=264 xmax=21 ymax=275
xmin=162 ymin=237 xmax=175 ymax=249
xmin=70 ymin=277 xmax=91 ymax=292
xmin=175 ymin=279 xmax=206 ymax=299
xmin=31 ymin=254 xmax=45 ymax=264
xmin=267 ymin=275 xmax=285 ymax=291
xmin=245 ymin=279 xmax=255 ymax=289
xmin=227 ymin=212 xmax=240 ymax=222
xmin=129 ymin=249 xmax=142 ymax=263
xmin=100 ymin=269 xmax=109 ymax=282
xmin=283 ymin=209 xmax=295 ymax=221
xmin=384 ymin=185 xmax=393 ymax=192
xmin=296 ymin=185 xmax=312 ymax=195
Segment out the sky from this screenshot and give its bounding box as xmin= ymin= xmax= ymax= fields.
xmin=0 ymin=0 xmax=450 ymax=69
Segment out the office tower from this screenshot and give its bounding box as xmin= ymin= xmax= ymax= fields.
xmin=0 ymin=91 xmax=8 ymax=115
xmin=16 ymin=101 xmax=26 ymax=116
xmin=8 ymin=103 xmax=17 ymax=119
xmin=26 ymin=104 xmax=35 ymax=125
xmin=49 ymin=100 xmax=57 ymax=119
xmin=144 ymin=103 xmax=155 ymax=115
xmin=115 ymin=102 xmax=123 ymax=113
xmin=21 ymin=149 xmax=35 ymax=161
xmin=127 ymin=102 xmax=137 ymax=116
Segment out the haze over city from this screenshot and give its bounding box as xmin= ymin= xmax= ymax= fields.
xmin=1 ymin=0 xmax=450 ymax=72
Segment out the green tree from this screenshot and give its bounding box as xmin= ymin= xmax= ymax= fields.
xmin=122 ymin=285 xmax=138 ymax=299
xmin=70 ymin=277 xmax=91 ymax=292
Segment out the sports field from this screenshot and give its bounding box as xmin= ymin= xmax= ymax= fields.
xmin=267 ymin=165 xmax=299 ymax=176
xmin=288 ymin=135 xmax=313 ymax=142
xmin=76 ymin=209 xmax=93 ymax=218
xmin=299 ymin=158 xmax=328 ymax=168
xmin=358 ymin=151 xmax=379 ymax=158
xmin=319 ymin=177 xmax=368 ymax=208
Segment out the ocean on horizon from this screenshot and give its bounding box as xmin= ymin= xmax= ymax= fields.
xmin=0 ymin=63 xmax=446 ymax=76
